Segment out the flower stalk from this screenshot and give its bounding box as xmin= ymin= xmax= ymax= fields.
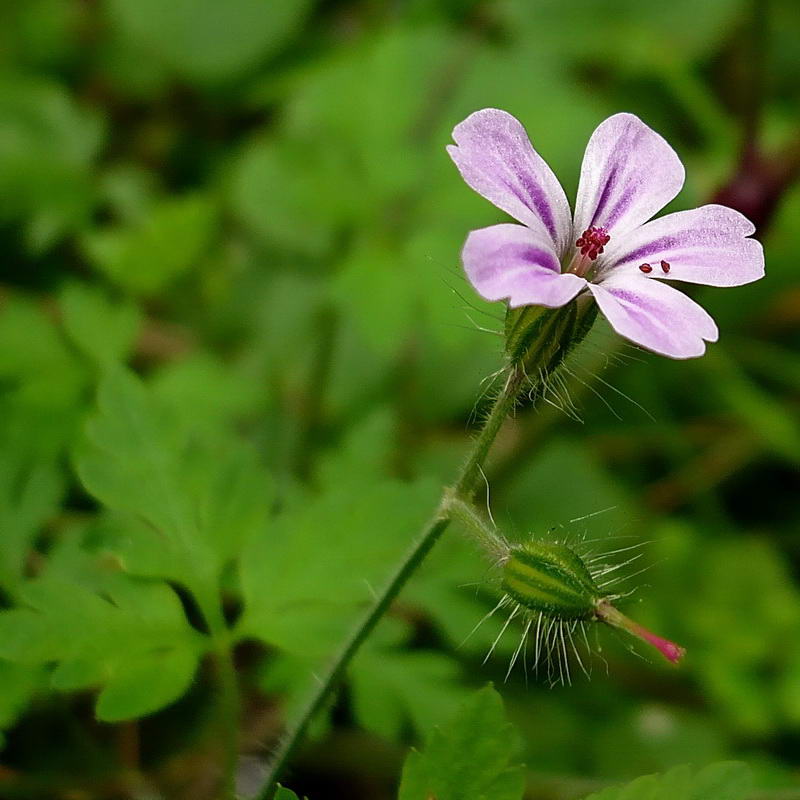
xmin=253 ymin=307 xmax=598 ymax=799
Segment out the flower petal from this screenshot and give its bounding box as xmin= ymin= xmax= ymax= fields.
xmin=447 ymin=109 xmax=572 ymax=252
xmin=574 ymin=113 xmax=685 ymax=238
xmin=589 ymin=272 xmax=718 ymax=359
xmin=463 ymin=223 xmax=586 ymax=308
xmin=601 ymin=204 xmax=765 ymax=287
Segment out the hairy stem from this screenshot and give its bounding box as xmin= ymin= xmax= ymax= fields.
xmin=454 ymin=365 xmax=524 ymax=498
xmin=446 ymin=494 xmax=507 ymax=561
xmin=252 ymin=365 xmax=523 ymax=800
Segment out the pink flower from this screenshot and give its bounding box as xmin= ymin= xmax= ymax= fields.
xmin=448 ymin=110 xmax=765 ymax=359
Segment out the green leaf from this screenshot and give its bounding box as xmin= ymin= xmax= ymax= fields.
xmin=275 ymin=787 xmax=304 ymax=800
xmin=398 ymin=685 xmax=524 ymax=800
xmin=351 ymin=620 xmax=466 ymax=741
xmin=583 ymin=762 xmax=752 ymax=800
xmin=107 ymin=0 xmax=313 ymax=84
xmin=0 ymin=297 xmax=87 ymax=459
xmin=82 ymin=194 xmax=218 ymax=296
xmin=0 ymin=453 xmax=64 ymax=594
xmin=150 ymin=353 xmax=262 ymax=434
xmin=228 ymin=135 xmax=357 ymax=258
xmin=75 ymin=367 xmax=271 ymax=609
xmin=237 ymin=476 xmax=438 ymax=657
xmin=60 ymin=282 xmax=142 ymax=366
xmin=0 ymin=575 xmax=204 ymax=721
xmin=0 ymin=76 xmax=103 ymax=251
xmin=0 ymin=660 xmax=43 ymax=748
xmin=701 ymin=349 xmax=800 ymax=465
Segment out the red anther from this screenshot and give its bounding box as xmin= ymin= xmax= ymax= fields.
xmin=639 ymin=263 xmax=653 ymax=273
xmin=575 ymin=226 xmax=610 ymax=261
xmin=660 ymin=260 xmax=671 ymax=273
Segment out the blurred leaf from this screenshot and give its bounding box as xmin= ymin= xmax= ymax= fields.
xmin=82 ymin=195 xmax=218 ymax=296
xmin=583 ymin=761 xmax=752 ymax=800
xmin=60 ymin=282 xmax=142 ymax=366
xmin=0 ymin=76 xmax=102 ymax=251
xmin=502 ymin=438 xmax=633 ymax=539
xmin=107 ymin=0 xmax=313 ymax=84
xmin=700 ymin=349 xmax=800 ymax=465
xmin=275 ymin=787 xmax=303 ymax=800
xmin=0 ymin=453 xmax=64 ymax=594
xmin=284 ymin=26 xmax=459 ymax=205
xmin=228 ymin=136 xmax=357 ymax=258
xmin=499 ymin=0 xmax=743 ymax=68
xmin=0 ymin=0 xmax=80 ymax=72
xmin=398 ymin=684 xmax=524 ymax=800
xmin=237 ymin=409 xmax=436 ymax=656
xmin=351 ymin=622 xmax=465 ymax=741
xmin=150 ymin=353 xmax=261 ymax=433
xmin=0 ymin=660 xmax=42 ymax=748
xmin=237 ymin=474 xmax=438 ymax=656
xmin=0 ymin=297 xmax=87 ymax=459
xmin=75 ymin=367 xmax=271 ymax=611
xmin=0 ymin=574 xmax=204 ymax=721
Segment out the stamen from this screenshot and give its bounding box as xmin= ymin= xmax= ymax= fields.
xmin=639 ymin=263 xmax=653 ymax=274
xmin=660 ymin=260 xmax=671 ymax=274
xmin=575 ymin=226 xmax=611 ymax=261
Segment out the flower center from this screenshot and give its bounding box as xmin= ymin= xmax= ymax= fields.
xmin=567 ymin=226 xmax=611 ymax=278
xmin=576 ymin=226 xmax=610 ymax=260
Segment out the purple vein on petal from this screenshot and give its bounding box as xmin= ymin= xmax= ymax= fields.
xmin=613 ymin=230 xmax=725 ymax=265
xmin=589 ymin=163 xmax=621 ymax=227
xmin=589 ymin=124 xmax=647 ymax=229
xmin=505 ymin=155 xmax=559 ymax=242
xmin=473 ymin=245 xmax=560 ymax=280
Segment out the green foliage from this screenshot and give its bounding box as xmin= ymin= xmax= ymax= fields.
xmin=351 ymin=619 xmax=466 ymax=740
xmin=398 ymin=685 xmax=525 ymax=800
xmin=237 ymin=464 xmax=438 ymax=657
xmin=76 ymin=368 xmax=271 ymax=614
xmin=0 ymin=661 xmax=42 ymax=748
xmin=275 ymin=787 xmax=304 ymax=800
xmin=107 ymin=0 xmax=313 ymax=84
xmin=584 ymin=762 xmax=752 ymax=800
xmin=0 ymin=573 xmax=204 ymax=721
xmin=60 ymin=282 xmax=142 ymax=366
xmin=0 ymin=75 xmax=103 ymax=251
xmin=1 ymin=0 xmax=800 ymax=797
xmin=82 ymin=195 xmax=218 ymax=296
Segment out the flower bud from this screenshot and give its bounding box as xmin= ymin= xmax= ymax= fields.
xmin=501 ymin=540 xmax=600 ymax=620
xmin=498 ymin=539 xmax=685 ymax=672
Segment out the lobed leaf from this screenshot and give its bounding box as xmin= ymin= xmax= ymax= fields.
xmin=398 ymin=685 xmax=525 ymax=800
xmin=584 ymin=761 xmax=752 ymax=800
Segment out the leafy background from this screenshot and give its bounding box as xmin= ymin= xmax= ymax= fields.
xmin=1 ymin=0 xmax=799 ymax=798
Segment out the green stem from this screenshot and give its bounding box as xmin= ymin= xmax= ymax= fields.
xmin=446 ymin=494 xmax=507 ymax=561
xmin=252 ymin=366 xmax=523 ymax=800
xmin=215 ymin=641 xmax=240 ymax=798
xmin=454 ymin=364 xmax=523 ymax=498
xmin=201 ymin=592 xmax=240 ymax=800
xmin=253 ymin=300 xmax=600 ymax=799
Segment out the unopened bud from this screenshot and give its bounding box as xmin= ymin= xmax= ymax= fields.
xmin=499 ymin=540 xmax=684 ymax=668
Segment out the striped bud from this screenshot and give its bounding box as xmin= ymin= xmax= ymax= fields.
xmin=494 ymin=539 xmax=684 ymax=681
xmin=501 ymin=541 xmax=601 ymax=621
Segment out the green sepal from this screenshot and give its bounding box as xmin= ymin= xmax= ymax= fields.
xmin=504 ymin=296 xmax=598 ymax=379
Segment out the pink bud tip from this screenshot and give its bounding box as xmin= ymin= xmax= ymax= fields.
xmin=595 ymin=600 xmax=686 ymax=665
xmin=637 ymin=629 xmax=686 ymax=664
